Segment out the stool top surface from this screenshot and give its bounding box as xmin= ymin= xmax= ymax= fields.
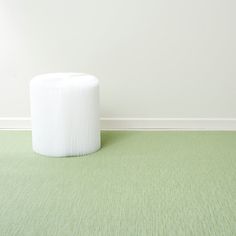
xmin=31 ymin=73 xmax=99 ymax=88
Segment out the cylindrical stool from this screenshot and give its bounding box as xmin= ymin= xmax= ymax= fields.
xmin=30 ymin=73 xmax=100 ymax=157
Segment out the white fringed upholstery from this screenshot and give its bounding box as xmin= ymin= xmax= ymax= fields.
xmin=30 ymin=73 xmax=100 ymax=157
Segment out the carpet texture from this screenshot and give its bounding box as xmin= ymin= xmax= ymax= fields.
xmin=0 ymin=131 xmax=235 ymax=236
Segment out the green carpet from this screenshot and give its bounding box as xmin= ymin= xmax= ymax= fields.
xmin=0 ymin=131 xmax=235 ymax=236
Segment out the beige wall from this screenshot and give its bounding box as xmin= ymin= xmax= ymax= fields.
xmin=1 ymin=0 xmax=236 ymax=119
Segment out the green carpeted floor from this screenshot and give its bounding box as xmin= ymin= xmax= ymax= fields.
xmin=0 ymin=131 xmax=236 ymax=236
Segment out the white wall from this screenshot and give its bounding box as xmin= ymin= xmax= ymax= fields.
xmin=1 ymin=0 xmax=236 ymax=127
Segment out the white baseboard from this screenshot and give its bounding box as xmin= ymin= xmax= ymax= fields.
xmin=0 ymin=117 xmax=31 ymax=130
xmin=0 ymin=117 xmax=236 ymax=130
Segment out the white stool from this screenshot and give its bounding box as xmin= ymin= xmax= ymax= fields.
xmin=30 ymin=73 xmax=101 ymax=157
